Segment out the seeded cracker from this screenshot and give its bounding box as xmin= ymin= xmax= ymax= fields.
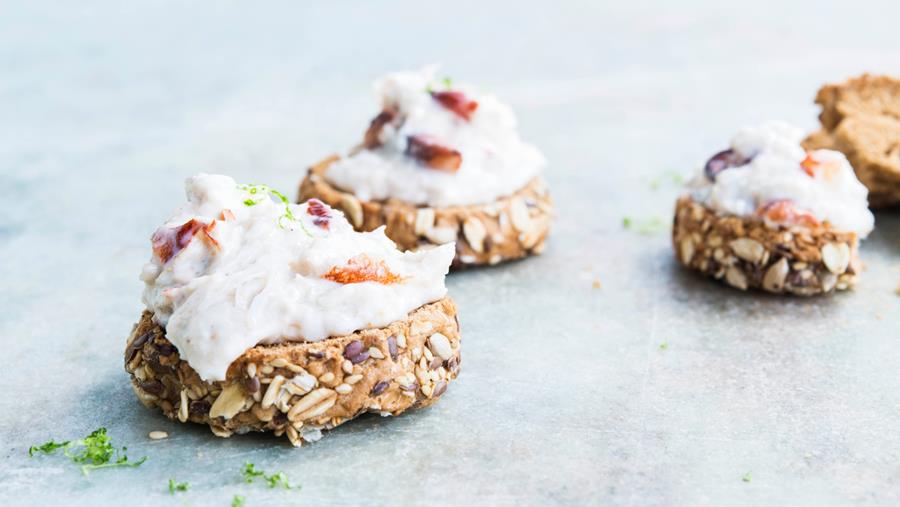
xmin=125 ymin=298 xmax=460 ymax=447
xmin=672 ymin=197 xmax=860 ymax=295
xmin=300 ymin=156 xmax=553 ymax=268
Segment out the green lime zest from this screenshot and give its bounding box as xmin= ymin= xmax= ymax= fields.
xmin=29 ymin=427 xmax=147 ymax=476
xmin=241 ymin=462 xmax=297 ymax=490
xmin=622 ymin=216 xmax=668 ymax=235
xmin=238 ymin=184 xmax=311 ymax=236
xmin=168 ymin=478 xmax=189 ymax=493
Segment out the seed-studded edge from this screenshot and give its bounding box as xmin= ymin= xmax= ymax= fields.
xmin=298 ymin=155 xmax=553 ymax=268
xmin=672 ymin=196 xmax=861 ymax=296
xmin=124 ymin=297 xmax=461 ymax=447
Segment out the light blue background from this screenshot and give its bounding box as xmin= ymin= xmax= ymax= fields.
xmin=2 ymin=1 xmax=899 ymax=505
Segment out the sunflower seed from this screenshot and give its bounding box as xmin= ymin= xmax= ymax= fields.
xmin=209 ymin=383 xmax=247 ymax=420
xmin=679 ymin=238 xmax=695 ymax=264
xmin=729 ymin=238 xmax=765 ymax=264
xmin=269 ymin=358 xmax=289 ymax=368
xmin=462 ymin=217 xmax=487 ymax=253
xmin=428 ymin=333 xmax=453 ymax=361
xmin=368 ymin=347 xmax=385 ymax=360
xmin=340 ymin=194 xmax=363 ymax=227
xmin=261 ymin=375 xmax=285 ymax=409
xmin=287 ymin=388 xmax=337 ymax=422
xmin=424 ymin=226 xmax=457 ymax=244
xmin=821 ymin=242 xmax=850 ymax=274
xmin=291 ymin=373 xmax=317 ymax=393
xmin=725 ymin=266 xmax=748 ymax=290
xmin=820 ymin=272 xmax=837 ymax=292
xmin=762 ymin=258 xmax=789 ymax=292
xmin=509 ymin=197 xmax=531 ymax=232
xmin=178 ymin=390 xmax=189 ymax=422
xmin=414 ymin=208 xmax=435 ymax=235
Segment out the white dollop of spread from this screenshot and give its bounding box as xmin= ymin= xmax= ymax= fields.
xmin=324 ymin=66 xmax=546 ymax=207
xmin=686 ymin=121 xmax=874 ymax=237
xmin=140 ymin=174 xmax=454 ymax=381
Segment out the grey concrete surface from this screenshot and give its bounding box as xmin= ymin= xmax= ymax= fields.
xmin=1 ymin=1 xmax=899 ymax=505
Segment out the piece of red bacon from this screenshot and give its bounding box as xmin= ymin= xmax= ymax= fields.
xmin=405 ymin=135 xmax=462 ymax=172
xmin=430 ymin=90 xmax=478 ymax=121
xmin=363 ymin=109 xmax=397 ymax=149
xmin=152 ymin=218 xmax=219 ymax=263
xmin=306 ymin=198 xmax=330 ymax=229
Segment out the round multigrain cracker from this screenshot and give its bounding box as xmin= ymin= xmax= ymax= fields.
xmin=298 ymin=156 xmax=553 ymax=268
xmin=803 ymin=74 xmax=900 ymax=207
xmin=124 ymin=298 xmax=461 ymax=447
xmin=673 ymin=196 xmax=861 ymax=296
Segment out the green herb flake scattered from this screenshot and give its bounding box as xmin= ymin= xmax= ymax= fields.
xmin=425 ymin=76 xmax=454 ymax=93
xmin=28 ymin=427 xmax=147 ymax=476
xmin=659 ymin=342 xmax=668 ymax=350
xmin=266 ymin=471 xmax=292 ymax=489
xmin=237 ymin=184 xmax=310 ymax=235
xmin=742 ymin=471 xmax=752 ymax=483
xmin=241 ymin=462 xmax=296 ymax=490
xmin=649 ymin=170 xmax=685 ymax=190
xmin=232 ymin=495 xmax=246 ymax=507
xmin=622 ymin=216 xmax=668 ymax=235
xmin=29 ymin=440 xmax=70 ymax=457
xmin=241 ymin=462 xmax=266 ymax=483
xmin=168 ymin=478 xmax=189 ymax=494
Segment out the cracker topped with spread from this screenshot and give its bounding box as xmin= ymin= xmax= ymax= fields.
xmin=126 ymin=174 xmax=461 ymax=446
xmin=299 ymin=67 xmax=553 ymax=267
xmin=674 ymin=122 xmax=874 ymax=295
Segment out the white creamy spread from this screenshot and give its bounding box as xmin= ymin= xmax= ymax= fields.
xmin=140 ymin=174 xmax=454 ymax=381
xmin=686 ymin=122 xmax=874 ymax=237
xmin=324 ymin=66 xmax=545 ymax=207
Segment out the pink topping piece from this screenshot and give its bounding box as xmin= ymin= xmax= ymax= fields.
xmin=405 ymin=135 xmax=462 ymax=172
xmin=306 ymin=198 xmax=330 ymax=229
xmin=152 ymin=219 xmax=218 ymax=263
xmin=430 ymin=90 xmax=478 ymax=121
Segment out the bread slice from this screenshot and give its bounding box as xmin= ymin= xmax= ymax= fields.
xmin=298 ymin=156 xmax=553 ymax=268
xmin=673 ymin=197 xmax=860 ymax=295
xmin=125 ymin=297 xmax=461 ymax=447
xmin=803 ymin=74 xmax=900 ymax=207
